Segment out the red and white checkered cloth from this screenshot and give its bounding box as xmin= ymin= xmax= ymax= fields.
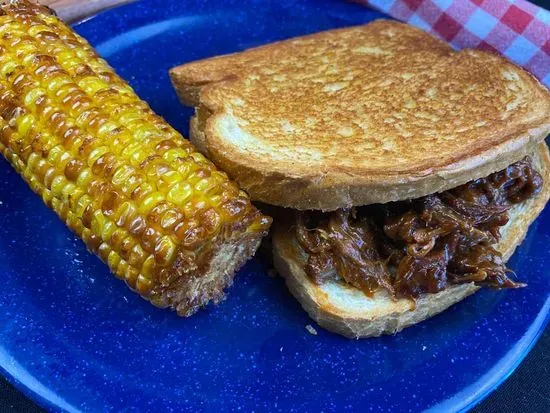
xmin=355 ymin=0 xmax=550 ymax=87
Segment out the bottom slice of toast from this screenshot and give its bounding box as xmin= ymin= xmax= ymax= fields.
xmin=273 ymin=143 xmax=550 ymax=338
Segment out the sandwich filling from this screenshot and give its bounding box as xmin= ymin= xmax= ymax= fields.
xmin=296 ymin=158 xmax=543 ymax=299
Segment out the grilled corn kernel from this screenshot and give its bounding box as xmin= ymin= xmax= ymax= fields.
xmin=0 ymin=1 xmax=271 ymax=314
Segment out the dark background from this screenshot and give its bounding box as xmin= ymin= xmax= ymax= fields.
xmin=1 ymin=0 xmax=550 ymax=411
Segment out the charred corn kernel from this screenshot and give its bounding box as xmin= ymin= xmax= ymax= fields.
xmin=97 ymin=242 xmax=111 ymax=262
xmin=134 ymin=125 xmax=157 ymax=141
xmin=0 ymin=1 xmax=270 ymax=315
xmin=1 ymin=60 xmax=18 ymax=77
xmin=201 ymin=208 xmax=222 ymax=235
xmin=141 ymin=255 xmax=157 ymax=280
xmin=16 ymin=113 xmax=33 ymax=137
xmin=211 ymin=170 xmax=229 ymax=182
xmin=111 ymin=164 xmax=133 ymax=186
xmin=189 ymin=152 xmax=209 ymax=164
xmin=121 ymin=140 xmax=141 ymax=157
xmin=91 ymin=210 xmax=107 ymax=235
xmin=28 ymin=24 xmax=51 ymax=37
xmin=78 ymin=76 xmax=108 ymax=95
xmin=160 ymin=209 xmax=180 ymax=230
xmin=76 ymin=167 xmax=92 ymax=188
xmin=87 ymin=146 xmax=109 ymax=167
xmin=50 ymin=175 xmax=65 ymax=198
xmin=100 ymin=220 xmax=116 ymax=242
xmin=162 ymin=148 xmax=188 ymax=163
xmin=114 ymin=259 xmax=129 ymax=280
xmin=118 ymin=111 xmax=141 ymax=125
xmin=139 ymin=192 xmax=164 ymax=215
xmin=74 ymin=194 xmax=91 ymax=217
xmin=55 ymin=82 xmax=76 ymax=100
xmin=135 ymin=274 xmax=152 ymax=295
xmin=26 ymin=152 xmax=40 ymax=169
xmin=209 ymin=194 xmax=222 ymax=208
xmin=67 ymin=188 xmax=84 ymax=210
xmin=54 ymin=151 xmax=71 ymax=173
xmin=131 ymin=182 xmax=154 ymax=201
xmin=46 ymin=75 xmax=71 ymax=94
xmin=187 ymin=169 xmax=210 ymax=186
xmin=111 ymin=132 xmax=133 ymax=153
xmin=159 ymin=170 xmax=181 ymax=185
xmin=167 ymin=182 xmax=192 ymax=205
xmin=46 ymin=144 xmax=63 ymax=164
xmin=128 ymin=244 xmax=146 ymax=268
xmin=129 ymin=148 xmax=147 ymax=165
xmin=126 ymin=264 xmax=140 ymax=286
xmin=107 ymin=250 xmax=121 ymax=270
xmin=24 ymin=88 xmax=46 ymax=108
xmin=114 ymin=201 xmax=134 ymax=222
xmin=195 ymin=177 xmax=219 ymax=194
xmin=60 ymin=181 xmax=76 ymax=202
xmin=43 ymin=167 xmax=56 ymax=189
xmin=97 ymin=121 xmax=117 ymax=137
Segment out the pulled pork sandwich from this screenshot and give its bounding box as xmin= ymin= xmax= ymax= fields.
xmin=170 ymin=20 xmax=550 ymax=337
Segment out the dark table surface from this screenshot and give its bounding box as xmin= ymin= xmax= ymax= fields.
xmin=1 ymin=0 xmax=550 ymax=411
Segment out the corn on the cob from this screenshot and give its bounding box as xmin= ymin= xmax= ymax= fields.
xmin=0 ymin=0 xmax=271 ymax=316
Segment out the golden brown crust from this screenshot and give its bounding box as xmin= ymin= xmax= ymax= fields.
xmin=272 ymin=144 xmax=550 ymax=338
xmin=170 ymin=79 xmax=202 ymax=107
xmin=171 ymin=20 xmax=550 ymax=211
xmin=189 ymin=115 xmax=208 ymax=155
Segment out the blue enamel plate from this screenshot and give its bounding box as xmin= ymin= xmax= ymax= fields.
xmin=0 ymin=0 xmax=548 ymax=411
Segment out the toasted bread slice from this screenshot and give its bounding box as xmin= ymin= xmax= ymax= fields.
xmin=272 ymin=143 xmax=550 ymax=338
xmin=171 ymin=20 xmax=550 ymax=211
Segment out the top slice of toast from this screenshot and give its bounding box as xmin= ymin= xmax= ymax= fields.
xmin=170 ymin=20 xmax=550 ymax=211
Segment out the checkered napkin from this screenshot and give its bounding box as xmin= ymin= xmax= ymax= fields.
xmin=355 ymin=0 xmax=550 ymax=87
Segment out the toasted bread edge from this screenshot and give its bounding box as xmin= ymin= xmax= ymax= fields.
xmin=198 ymin=114 xmax=550 ymax=210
